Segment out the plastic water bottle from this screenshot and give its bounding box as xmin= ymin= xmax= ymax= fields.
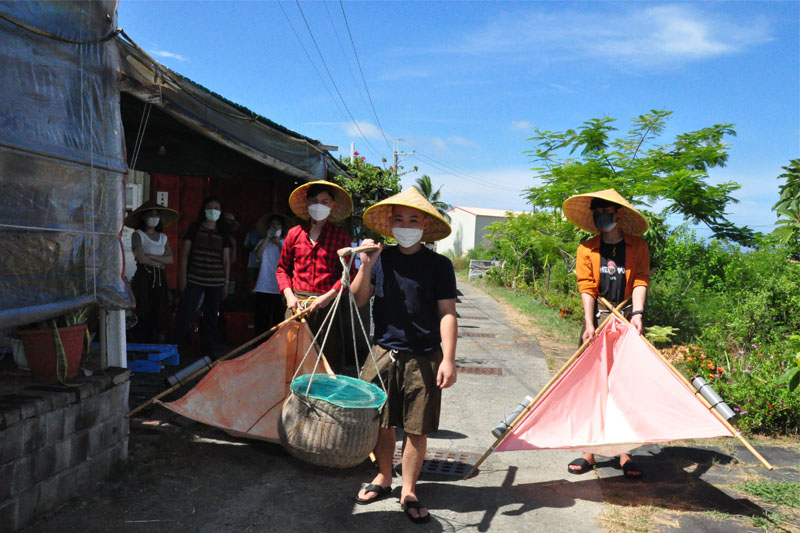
xmin=691 ymin=376 xmax=738 ymax=421
xmin=491 ymin=395 xmax=534 ymax=438
xmin=165 ymin=356 xmax=213 ymax=387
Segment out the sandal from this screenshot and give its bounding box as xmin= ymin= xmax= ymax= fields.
xmin=622 ymin=461 xmax=643 ymax=479
xmin=401 ymin=499 xmax=430 ymax=524
xmin=354 ymin=483 xmax=392 ymax=505
xmin=568 ymin=457 xmax=595 ymax=475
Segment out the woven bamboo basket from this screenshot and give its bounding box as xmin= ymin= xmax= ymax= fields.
xmin=279 ymin=389 xmax=380 ymax=468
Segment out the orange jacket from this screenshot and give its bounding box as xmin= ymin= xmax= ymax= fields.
xmin=576 ymin=233 xmax=650 ymax=299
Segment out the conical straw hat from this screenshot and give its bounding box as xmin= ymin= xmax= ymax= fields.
xmin=288 ymin=180 xmax=353 ymax=222
xmin=124 ymin=200 xmax=179 ymax=229
xmin=363 ymin=188 xmax=451 ymax=242
xmin=563 ymin=189 xmax=648 ymax=235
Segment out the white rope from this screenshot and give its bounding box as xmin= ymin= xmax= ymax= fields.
xmin=289 ymin=248 xmax=387 ymax=398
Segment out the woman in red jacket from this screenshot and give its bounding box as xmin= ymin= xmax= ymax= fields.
xmin=563 ymin=189 xmax=650 ymax=479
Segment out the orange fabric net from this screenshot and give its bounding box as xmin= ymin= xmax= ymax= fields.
xmin=159 ymin=320 xmax=332 ymax=443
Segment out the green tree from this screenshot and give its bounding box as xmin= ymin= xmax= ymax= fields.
xmin=524 ymin=110 xmax=755 ymax=245
xmin=332 ymin=153 xmax=400 ymax=239
xmin=772 ymin=159 xmax=800 ymax=253
xmin=485 ymin=211 xmax=577 ymax=292
xmin=413 ymin=175 xmax=452 ymax=220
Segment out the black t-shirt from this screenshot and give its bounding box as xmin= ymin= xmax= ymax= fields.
xmin=598 ymin=240 xmax=626 ymax=304
xmin=370 ymin=246 xmax=457 ymax=353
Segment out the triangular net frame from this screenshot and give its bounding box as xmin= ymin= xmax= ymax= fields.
xmin=465 ymin=299 xmax=772 ymax=478
xmin=158 ymin=319 xmax=332 ymax=443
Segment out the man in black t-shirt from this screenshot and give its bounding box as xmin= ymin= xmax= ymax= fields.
xmin=351 ymin=188 xmax=456 ymax=524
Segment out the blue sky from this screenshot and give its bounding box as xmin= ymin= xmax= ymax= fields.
xmin=118 ymin=1 xmax=799 ymax=235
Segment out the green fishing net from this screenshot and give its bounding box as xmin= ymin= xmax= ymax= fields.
xmin=290 ymin=374 xmax=386 ymax=409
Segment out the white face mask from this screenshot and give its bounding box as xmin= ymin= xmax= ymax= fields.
xmin=307 ymin=204 xmax=331 ymax=221
xmin=268 ymin=227 xmax=282 ymax=238
xmin=392 ymin=227 xmax=424 ymax=248
xmin=146 ymin=216 xmax=160 ymax=227
xmin=205 ymin=208 xmax=221 ymax=222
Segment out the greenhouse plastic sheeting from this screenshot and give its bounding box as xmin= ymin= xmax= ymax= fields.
xmin=0 ymin=1 xmax=132 ymax=329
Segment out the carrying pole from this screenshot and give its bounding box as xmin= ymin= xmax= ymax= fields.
xmin=463 ymin=300 xmax=630 ymax=479
xmin=126 ymin=308 xmax=311 ymax=418
xmin=597 ymin=297 xmax=773 ymax=470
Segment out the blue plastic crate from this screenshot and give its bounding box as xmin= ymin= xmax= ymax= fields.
xmin=127 ymin=359 xmax=162 ymax=373
xmin=126 ymin=343 xmax=180 ymax=367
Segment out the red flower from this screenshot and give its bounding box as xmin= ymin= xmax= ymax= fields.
xmin=353 ymin=151 xmax=359 ymax=156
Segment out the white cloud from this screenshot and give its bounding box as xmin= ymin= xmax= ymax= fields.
xmin=343 ymin=121 xmax=384 ymax=140
xmin=149 ymin=49 xmax=189 ymax=62
xmin=401 ymin=166 xmax=534 ymax=212
xmin=548 ymin=84 xmax=577 ymax=95
xmin=511 ymin=120 xmax=533 ymax=131
xmin=451 ymin=4 xmax=770 ymax=67
xmin=449 ymin=135 xmax=480 ymax=149
xmin=427 ymin=137 xmax=449 ymax=152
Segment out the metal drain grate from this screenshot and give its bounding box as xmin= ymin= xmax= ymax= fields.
xmin=458 ymin=332 xmax=495 ymax=338
xmin=456 ymin=365 xmax=503 ymax=376
xmin=393 ymin=449 xmax=479 ymax=477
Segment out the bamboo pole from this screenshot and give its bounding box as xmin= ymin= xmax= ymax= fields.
xmin=597 ymin=296 xmax=773 ymax=470
xmin=126 ymin=308 xmax=311 ymax=418
xmin=463 ymin=300 xmax=630 ymax=479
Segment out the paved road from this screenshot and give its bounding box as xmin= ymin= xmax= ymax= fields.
xmin=27 ymin=280 xmax=797 ymax=532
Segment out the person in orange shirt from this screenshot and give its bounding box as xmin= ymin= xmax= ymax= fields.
xmin=563 ymin=189 xmax=650 ymax=479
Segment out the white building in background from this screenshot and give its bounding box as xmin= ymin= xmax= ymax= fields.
xmin=438 ymin=206 xmax=525 ymax=256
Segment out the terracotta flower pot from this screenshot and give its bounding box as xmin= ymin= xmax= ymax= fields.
xmin=18 ymin=324 xmax=86 ymax=383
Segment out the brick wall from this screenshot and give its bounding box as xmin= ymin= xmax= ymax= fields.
xmin=0 ymin=369 xmax=130 ymax=531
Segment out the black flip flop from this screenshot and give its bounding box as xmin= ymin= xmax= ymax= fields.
xmin=401 ymin=499 xmax=431 ymax=524
xmin=354 ymin=484 xmax=392 ymax=505
xmin=622 ymin=461 xmax=643 ymax=479
xmin=568 ymin=457 xmax=595 ymax=475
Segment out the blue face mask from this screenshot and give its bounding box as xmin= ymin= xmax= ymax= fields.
xmin=593 ymin=212 xmax=617 ymax=232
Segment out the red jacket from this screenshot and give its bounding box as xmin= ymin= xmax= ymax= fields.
xmin=276 ymin=222 xmax=354 ymax=294
xmin=576 ymin=233 xmax=650 ymax=299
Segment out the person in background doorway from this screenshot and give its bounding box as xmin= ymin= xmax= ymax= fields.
xmin=253 ymin=213 xmax=289 ymax=334
xmin=126 ymin=200 xmax=178 ymax=343
xmin=170 ymin=197 xmax=232 ymax=357
xmin=276 ymin=181 xmax=354 ymax=373
xmin=244 ymin=222 xmax=264 ymax=286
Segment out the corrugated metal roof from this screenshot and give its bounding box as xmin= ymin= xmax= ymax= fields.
xmin=116 ymin=36 xmax=347 ymax=180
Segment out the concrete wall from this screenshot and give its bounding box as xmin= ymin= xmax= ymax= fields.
xmin=438 ymin=209 xmax=476 ymax=256
xmin=439 ymin=210 xmax=510 ymax=256
xmin=0 ymin=369 xmax=130 ymax=530
xmin=475 ymin=215 xmax=508 ymax=249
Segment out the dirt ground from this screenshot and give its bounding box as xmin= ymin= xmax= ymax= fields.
xmin=24 ymin=281 xmax=800 ymax=532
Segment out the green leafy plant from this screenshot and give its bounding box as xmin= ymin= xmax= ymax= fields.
xmin=776 ymin=335 xmax=800 ymax=392
xmin=645 ymin=325 xmax=679 ymax=346
xmin=733 ymin=480 xmax=800 ymax=508
xmin=670 ymin=340 xmax=800 ymax=434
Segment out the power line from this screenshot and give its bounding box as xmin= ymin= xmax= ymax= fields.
xmin=410 ymin=149 xmax=521 ymax=192
xmin=322 ymin=2 xmax=370 ymax=122
xmin=293 ymin=0 xmax=382 ymax=160
xmin=338 ymin=0 xmax=393 ymax=152
xmin=276 ymin=1 xmax=348 ymax=123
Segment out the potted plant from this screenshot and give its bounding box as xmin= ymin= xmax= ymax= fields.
xmin=17 ymin=306 xmax=91 ymax=383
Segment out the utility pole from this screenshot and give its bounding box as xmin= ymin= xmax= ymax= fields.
xmin=393 ymin=139 xmax=414 ymax=179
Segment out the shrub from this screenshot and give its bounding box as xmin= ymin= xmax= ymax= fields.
xmin=671 ymin=341 xmax=800 ymax=435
